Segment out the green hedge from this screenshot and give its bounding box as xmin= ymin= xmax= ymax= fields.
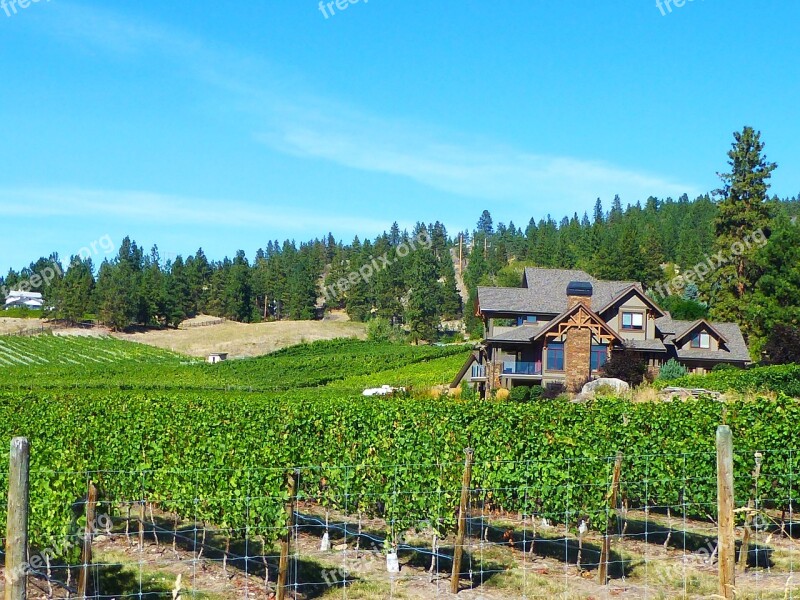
xmin=659 ymin=363 xmax=800 ymax=397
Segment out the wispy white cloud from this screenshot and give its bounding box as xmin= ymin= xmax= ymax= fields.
xmin=263 ymin=108 xmax=698 ymax=204
xmin=0 ymin=187 xmax=393 ymax=233
xmin=31 ymin=3 xmax=700 ymax=210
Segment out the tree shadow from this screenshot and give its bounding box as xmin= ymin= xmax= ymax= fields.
xmin=621 ymin=517 xmax=774 ymax=568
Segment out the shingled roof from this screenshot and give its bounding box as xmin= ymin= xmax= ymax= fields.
xmin=477 ymin=268 xmax=640 ymax=315
xmin=655 ymin=316 xmax=751 ymax=363
xmin=486 ymin=323 xmax=544 ymax=343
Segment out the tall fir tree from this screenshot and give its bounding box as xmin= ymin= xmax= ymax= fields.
xmin=707 ymin=127 xmax=777 ymax=328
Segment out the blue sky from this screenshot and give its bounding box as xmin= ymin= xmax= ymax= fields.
xmin=1 ymin=0 xmax=799 ymax=272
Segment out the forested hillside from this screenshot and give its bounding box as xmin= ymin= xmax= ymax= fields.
xmin=3 ymin=128 xmax=799 ymax=353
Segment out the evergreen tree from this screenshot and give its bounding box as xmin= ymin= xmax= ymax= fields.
xmin=94 ymin=260 xmax=138 ymax=331
xmin=405 ymin=247 xmax=441 ymax=342
xmin=745 ymin=216 xmax=800 ymax=352
xmin=477 ymin=210 xmax=494 ymax=236
xmin=707 ymin=127 xmax=777 ymax=326
xmin=54 ymin=257 xmax=94 ymax=324
xmin=224 ymin=251 xmax=254 ymax=322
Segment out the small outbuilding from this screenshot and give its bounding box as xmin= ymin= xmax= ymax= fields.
xmin=207 ymin=353 xmax=228 ymax=364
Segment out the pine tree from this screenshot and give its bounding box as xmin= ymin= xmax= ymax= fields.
xmin=94 ymin=260 xmax=138 ymax=331
xmin=707 ymin=127 xmax=777 ymax=326
xmin=224 ymin=251 xmax=254 ymax=322
xmin=477 ymin=210 xmax=494 ymax=236
xmin=54 ymin=257 xmax=94 ymax=324
xmin=405 ymin=247 xmax=441 ymax=342
xmin=745 ymin=216 xmax=800 ymax=353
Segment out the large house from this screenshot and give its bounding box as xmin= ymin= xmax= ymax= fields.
xmin=453 ymin=268 xmax=750 ymax=395
xmin=3 ymin=291 xmax=44 ymax=310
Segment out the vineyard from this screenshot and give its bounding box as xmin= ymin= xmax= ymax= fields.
xmin=0 ymin=335 xmax=185 ymax=368
xmin=0 ymin=336 xmax=467 ymax=393
xmin=2 ymin=336 xmax=800 ymax=598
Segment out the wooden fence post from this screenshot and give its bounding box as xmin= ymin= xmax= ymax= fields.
xmin=5 ymin=437 xmax=30 ymax=600
xmin=451 ymin=448 xmax=474 ymax=594
xmin=277 ymin=470 xmax=298 ymax=600
xmin=717 ymin=425 xmax=735 ymax=599
xmin=77 ymin=482 xmax=98 ymax=599
xmin=598 ymin=451 xmax=623 ymax=585
xmin=738 ymin=452 xmax=763 ymax=572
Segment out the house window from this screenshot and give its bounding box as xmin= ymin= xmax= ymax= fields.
xmin=622 ymin=312 xmax=644 ymax=331
xmin=547 ymin=342 xmax=564 ymax=371
xmin=591 ymin=345 xmax=608 ymax=371
xmin=691 ymin=332 xmax=711 ymax=349
xmin=516 ymin=315 xmax=538 ymax=326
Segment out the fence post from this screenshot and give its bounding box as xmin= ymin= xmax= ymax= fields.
xmin=451 ymin=448 xmax=474 ymax=594
xmin=5 ymin=437 xmax=30 ymax=600
xmin=737 ymin=451 xmax=763 ymax=573
xmin=598 ymin=451 xmax=623 ymax=585
xmin=277 ymin=470 xmax=298 ymax=600
xmin=717 ymin=425 xmax=735 ymax=599
xmin=77 ymin=482 xmax=98 ymax=599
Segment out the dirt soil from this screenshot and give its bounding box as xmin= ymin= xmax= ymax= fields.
xmin=5 ymin=504 xmax=799 ymax=600
xmin=0 ymin=317 xmax=51 ymax=336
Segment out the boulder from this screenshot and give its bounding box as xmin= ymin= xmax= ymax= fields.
xmin=581 ymin=378 xmax=630 ymax=395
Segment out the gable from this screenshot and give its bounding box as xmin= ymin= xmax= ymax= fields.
xmin=597 ymin=285 xmax=665 ymax=318
xmin=534 ymin=303 xmax=623 ymax=345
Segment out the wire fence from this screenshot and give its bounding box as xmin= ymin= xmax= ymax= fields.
xmin=4 ymin=438 xmax=800 ymax=599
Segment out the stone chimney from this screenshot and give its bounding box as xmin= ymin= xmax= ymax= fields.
xmin=566 ymin=281 xmax=593 ymax=310
xmin=565 ymin=282 xmax=594 ymax=392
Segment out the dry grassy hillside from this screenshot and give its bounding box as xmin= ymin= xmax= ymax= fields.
xmin=113 ymin=313 xmax=367 ymax=358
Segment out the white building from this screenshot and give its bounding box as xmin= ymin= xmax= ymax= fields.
xmin=4 ymin=291 xmax=44 ymax=310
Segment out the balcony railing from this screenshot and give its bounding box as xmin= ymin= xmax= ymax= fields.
xmin=470 ymin=364 xmax=487 ymax=379
xmin=502 ymin=361 xmax=542 ymax=376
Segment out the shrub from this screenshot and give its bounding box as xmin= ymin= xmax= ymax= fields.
xmin=366 ymin=318 xmax=406 ymax=343
xmin=712 ymin=363 xmax=739 ymax=372
xmin=593 ymin=384 xmax=618 ymax=396
xmin=494 ymin=388 xmax=510 ymax=401
xmin=763 ymin=324 xmax=800 ymax=365
xmin=469 ymin=321 xmax=485 ymax=340
xmin=528 ymin=385 xmax=543 ymax=401
xmin=509 ymin=386 xmax=530 ymax=403
xmin=438 ymin=332 xmax=462 ymax=344
xmin=601 ymin=350 xmax=647 ymax=385
xmin=542 ymin=382 xmax=565 ymax=399
xmin=658 ymin=358 xmax=688 ymax=381
xmin=460 ymin=381 xmax=477 ymax=401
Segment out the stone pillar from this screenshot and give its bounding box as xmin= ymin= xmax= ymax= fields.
xmin=487 ymin=361 xmax=502 ymax=392
xmin=565 ymin=327 xmax=591 ymax=393
xmin=567 ymin=295 xmax=592 ymax=310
